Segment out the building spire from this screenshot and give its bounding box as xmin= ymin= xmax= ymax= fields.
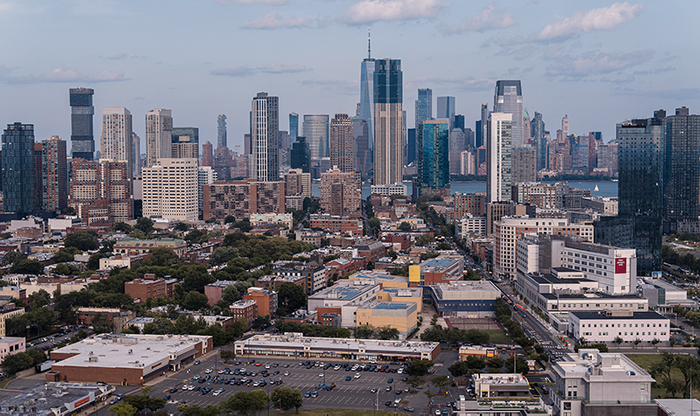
xmin=368 ymin=27 xmax=371 ymax=59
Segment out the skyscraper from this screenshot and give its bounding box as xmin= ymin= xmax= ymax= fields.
xmin=202 ymin=141 xmax=213 ymax=167
xmin=511 ymin=146 xmax=536 ymax=183
xmin=417 ymin=120 xmax=449 ymax=194
xmin=415 ymin=88 xmax=432 ymax=127
xmin=531 ymin=112 xmax=546 ymax=171
xmin=406 ymin=128 xmax=416 ymax=165
xmin=249 ymin=92 xmax=279 ymax=181
xmin=132 ymin=132 xmax=141 ymax=176
xmin=143 ymin=158 xmax=198 ymax=221
xmin=145 ymin=109 xmax=173 ymax=168
xmin=217 ymin=114 xmax=227 ymax=149
xmin=477 ymin=103 xmax=488 ymax=148
xmin=289 ymin=113 xmax=299 ymax=142
xmin=562 ymin=115 xmax=569 ymax=139
xmin=69 ymin=87 xmax=94 ymax=160
xmin=373 ymin=58 xmax=403 ymax=186
xmin=359 ymin=31 xmax=375 ymax=151
xmin=290 ymin=137 xmax=310 ymax=173
xmin=454 ymin=115 xmax=465 ymax=132
xmin=330 ymin=113 xmax=354 ymax=173
xmin=664 ymin=107 xmax=700 ymax=234
xmin=171 ymin=127 xmax=199 ymax=160
xmin=493 ymin=81 xmax=523 ymax=147
xmin=486 ymin=113 xmax=512 ymax=203
xmin=34 ymin=143 xmax=43 ymax=211
xmin=101 ymin=107 xmax=133 ymax=177
xmin=41 ymin=136 xmax=68 ymax=212
xmin=2 ymin=123 xmax=35 ymax=214
xmin=353 ymin=116 xmax=371 ymax=178
xmin=303 ymin=115 xmax=329 ymax=161
xmin=437 ymin=96 xmax=455 ymax=131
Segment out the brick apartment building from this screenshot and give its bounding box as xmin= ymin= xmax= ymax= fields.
xmin=243 ymin=288 xmax=278 ymax=317
xmin=229 ymin=300 xmax=257 ymax=328
xmin=124 ymin=274 xmax=176 ymax=302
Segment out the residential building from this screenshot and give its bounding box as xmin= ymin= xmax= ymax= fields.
xmin=310 ymin=214 xmax=363 ymax=236
xmin=369 ymin=183 xmax=407 ymax=197
xmin=329 ymin=113 xmax=354 ymax=173
xmin=417 ymin=120 xmax=449 ymax=196
xmin=494 ymin=217 xmax=593 ymax=278
xmin=101 ymin=107 xmax=133 ymax=176
xmin=0 ymin=302 xmax=24 ymax=337
xmin=243 ymin=287 xmax=278 ymax=317
xmin=217 ymin=114 xmax=227 ymax=149
xmin=373 ymin=58 xmax=403 ymax=186
xmin=486 ymin=112 xmax=512 ymax=203
xmin=198 ymin=166 xmax=217 ymax=211
xmin=204 ymin=281 xmax=237 ymax=306
xmin=493 ymin=80 xmax=523 ymax=147
xmin=249 ymin=92 xmax=279 ymax=181
xmin=142 ymin=158 xmax=198 ymax=221
xmin=454 ymin=193 xmax=487 ymax=219
xmin=203 ymin=180 xmax=285 ymax=221
xmin=229 ymin=300 xmax=258 ymax=328
xmin=69 ymin=87 xmax=95 ymax=160
xmin=512 ymin=182 xmax=567 ymax=210
xmin=284 ymin=169 xmax=310 ymax=211
xmin=456 ymin=214 xmax=486 ymax=238
xmin=664 ymin=107 xmax=700 ymax=234
xmin=415 ymin=88 xmax=432 ymax=128
xmin=0 ymin=337 xmax=25 ymax=361
xmin=201 ymin=141 xmax=213 ymax=167
xmin=320 ymin=167 xmax=359 ymax=214
xmin=511 ymin=145 xmax=536 ymax=183
xmin=69 ymin=158 xmax=132 ymax=225
xmin=145 ymin=109 xmax=173 ymax=168
xmin=41 ymin=136 xmax=68 ymax=212
xmin=124 ymin=274 xmax=171 ymax=302
xmin=2 ymin=123 xmax=35 ymax=215
xmin=113 ymin=238 xmax=187 ymax=257
xmin=50 ymin=334 xmax=212 ymax=384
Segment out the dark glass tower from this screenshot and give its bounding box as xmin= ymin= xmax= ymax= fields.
xmin=596 ymin=110 xmax=665 ymax=274
xmin=69 ymin=87 xmax=94 ymax=160
xmin=373 ymin=58 xmax=403 ymax=186
xmin=289 ymin=113 xmax=299 ymax=143
xmin=290 ymin=136 xmax=310 ymax=173
xmin=531 ymin=112 xmax=546 ymax=171
xmin=664 ymin=107 xmax=700 ymax=234
xmin=2 ymin=123 xmax=35 ymax=214
xmin=417 ymin=120 xmax=449 ymax=193
xmin=415 ymin=88 xmax=432 ymax=127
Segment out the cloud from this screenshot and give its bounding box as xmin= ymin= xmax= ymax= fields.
xmin=299 ymin=79 xmax=357 ymax=95
xmin=242 ymin=12 xmax=312 ymax=29
xmin=445 ymin=4 xmax=516 ymax=34
xmin=343 ymin=0 xmax=447 ymax=25
xmin=408 ymin=76 xmax=493 ymax=92
xmin=211 ymin=63 xmax=311 ymax=77
xmin=545 ymin=49 xmax=654 ymax=79
xmin=538 ymin=2 xmax=642 ymax=41
xmin=0 ymin=66 xmax=128 ymax=84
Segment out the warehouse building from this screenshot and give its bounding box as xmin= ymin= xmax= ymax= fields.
xmin=235 ymin=332 xmax=440 ymax=362
xmin=49 ymin=334 xmax=212 ymax=385
xmin=423 ymin=280 xmax=501 ymax=318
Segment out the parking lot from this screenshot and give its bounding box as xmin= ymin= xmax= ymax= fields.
xmin=143 ymin=351 xmax=462 ymax=415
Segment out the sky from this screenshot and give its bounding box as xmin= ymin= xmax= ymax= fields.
xmin=0 ymin=0 xmax=698 ymax=152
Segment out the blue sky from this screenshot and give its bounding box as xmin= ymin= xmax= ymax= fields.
xmin=0 ymin=0 xmax=697 ymax=151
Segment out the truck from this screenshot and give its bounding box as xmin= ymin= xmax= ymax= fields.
xmin=36 ymin=360 xmax=56 ymax=372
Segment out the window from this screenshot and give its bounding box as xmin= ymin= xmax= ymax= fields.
xmin=564 ymin=402 xmax=572 ymax=410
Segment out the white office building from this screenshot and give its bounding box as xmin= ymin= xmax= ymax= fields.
xmin=145 ymin=109 xmax=173 ymax=168
xmin=569 ymin=310 xmax=670 ymax=346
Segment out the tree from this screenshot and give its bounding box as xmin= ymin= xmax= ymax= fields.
xmin=270 ymin=386 xmax=303 ymax=413
xmin=113 ymin=222 xmax=132 ymax=233
xmin=150 ymin=247 xmax=180 ymax=267
xmin=675 ymin=355 xmax=700 ymax=398
xmin=109 ymin=403 xmax=138 ymax=416
xmin=376 ymin=326 xmax=400 ymax=340
xmin=431 ymin=375 xmax=450 ymax=393
xmin=448 ymin=361 xmax=471 ymax=377
xmin=398 ymin=221 xmax=412 ymax=232
xmin=87 ymin=252 xmax=108 ymax=270
xmin=504 ymin=356 xmax=529 ymax=375
xmin=417 ymin=234 xmax=435 ymax=246
xmin=277 ymin=282 xmax=307 ymax=312
xmin=182 ymin=291 xmax=209 ymax=311
xmin=91 ymin=313 xmax=114 ymax=334
xmin=368 ymin=217 xmax=381 ymax=235
xmin=487 ymin=357 xmax=504 ymax=371
xmin=210 ymin=246 xmax=240 ymax=266
xmin=355 ymin=325 xmax=375 ymax=339
xmin=1 ymin=250 xmax=27 ymax=266
xmin=436 ymin=242 xmax=452 ymax=250
xmin=51 ymin=248 xmax=78 ymax=263
xmin=221 ymin=285 xmax=240 ymax=304
xmin=29 ymin=289 xmax=51 ymax=310
xmin=143 ymin=318 xmax=176 ymax=335
xmin=123 ymin=394 xmax=166 ymax=412
xmin=407 ymin=375 xmax=422 ymax=390
xmin=135 ymin=217 xmax=154 ymax=234
xmin=613 ymin=336 xmax=623 ymax=347
xmin=174 ymin=222 xmax=189 ymax=232
xmin=652 ymin=338 xmax=661 ymax=346
xmin=10 ymin=259 xmax=45 ymax=275
xmin=1 ymin=352 xmax=34 ymax=374
xmin=405 ymin=359 xmax=434 ymax=377
xmin=54 ymin=263 xmax=80 ymax=276
xmin=185 ymin=229 xmax=205 ymax=244
xmin=634 ymin=338 xmax=641 ymax=347
xmin=141 ymin=385 xmax=153 ymax=395
xmin=465 ymin=356 xmax=486 ymax=370
xmin=64 ymin=231 xmax=98 ymax=251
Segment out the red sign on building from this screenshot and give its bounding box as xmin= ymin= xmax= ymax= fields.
xmin=615 ymin=258 xmax=627 ymax=274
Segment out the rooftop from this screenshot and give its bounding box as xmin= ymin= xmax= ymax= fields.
xmin=0 ymin=382 xmax=115 ymax=416
xmin=236 ymin=333 xmax=437 ymax=355
xmin=570 ymin=311 xmax=668 ymax=320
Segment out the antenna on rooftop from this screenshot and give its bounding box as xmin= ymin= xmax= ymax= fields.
xmin=368 ymin=27 xmax=371 ymax=59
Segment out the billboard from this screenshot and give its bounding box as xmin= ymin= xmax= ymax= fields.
xmin=65 ymin=392 xmax=94 ymax=411
xmin=615 ymin=258 xmax=627 ymax=274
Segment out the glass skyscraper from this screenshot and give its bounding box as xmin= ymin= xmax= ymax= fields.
xmin=250 ymin=92 xmax=279 ymax=181
xmin=217 ymin=114 xmax=227 ymax=149
xmin=415 ymin=88 xmax=432 ymax=128
xmin=70 ymin=87 xmax=94 ymax=160
xmin=664 ymin=106 xmax=700 ymax=234
xmin=417 ymin=120 xmax=449 ymax=193
xmin=290 ymin=136 xmax=310 ymax=173
xmin=531 ymin=112 xmax=546 ymax=171
xmin=494 ymin=81 xmax=523 ymax=147
xmin=303 ymin=115 xmax=329 ymax=160
xmin=437 ymin=96 xmax=455 ymax=131
xmin=360 ymin=58 xmax=375 ymax=150
xmin=2 ymin=123 xmax=35 ymax=214
xmin=289 ymin=113 xmax=299 ymax=142
xmin=373 ymin=58 xmax=403 ymax=186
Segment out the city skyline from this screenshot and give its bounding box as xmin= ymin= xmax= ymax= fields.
xmin=0 ymin=1 xmax=696 ymax=154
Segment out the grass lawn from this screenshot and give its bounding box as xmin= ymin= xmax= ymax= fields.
xmin=0 ymin=376 xmax=14 ymax=389
xmin=281 ymin=409 xmax=407 ymax=415
xmin=484 ymin=330 xmax=511 ymax=344
xmin=626 ymin=354 xmax=700 ymax=400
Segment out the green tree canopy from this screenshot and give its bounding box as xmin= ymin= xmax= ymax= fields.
xmin=270 ymin=386 xmax=303 ymax=413
xmin=277 ymin=282 xmax=307 ymax=312
xmin=11 ymin=259 xmax=45 ymax=275
xmin=405 ymin=359 xmax=434 ymax=377
xmin=64 ymin=231 xmax=98 ymax=251
xmin=1 ymin=251 xmax=27 ymax=266
xmin=135 ymin=217 xmax=154 ymax=234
